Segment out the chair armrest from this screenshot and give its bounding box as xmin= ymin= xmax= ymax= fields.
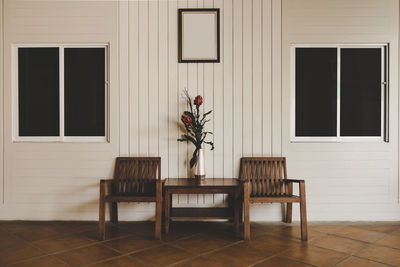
xmin=100 ymin=179 xmax=113 ymax=197
xmin=285 ymin=179 xmax=305 ymax=183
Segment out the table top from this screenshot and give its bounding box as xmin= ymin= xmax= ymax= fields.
xmin=164 ymin=178 xmax=241 ymax=188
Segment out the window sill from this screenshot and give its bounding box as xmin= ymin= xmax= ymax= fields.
xmin=290 ymin=137 xmax=385 ymax=143
xmin=13 ymin=137 xmax=108 ymax=143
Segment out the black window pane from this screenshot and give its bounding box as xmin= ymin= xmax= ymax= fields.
xmin=340 ymin=48 xmax=381 ymax=136
xmin=296 ymin=48 xmax=337 ymax=136
xmin=64 ymin=48 xmax=105 ymax=136
xmin=18 ymin=48 xmax=60 ymax=136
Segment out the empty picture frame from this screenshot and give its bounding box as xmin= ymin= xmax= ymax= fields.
xmin=178 ymin=8 xmax=220 ymax=63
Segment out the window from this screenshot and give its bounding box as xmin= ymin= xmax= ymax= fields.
xmin=14 ymin=44 xmax=108 ymax=142
xmin=291 ymin=45 xmax=388 ymax=142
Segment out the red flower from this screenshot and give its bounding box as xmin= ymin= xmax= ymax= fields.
xmin=181 ymin=114 xmax=192 ymax=126
xmin=194 ymin=95 xmax=203 ymax=106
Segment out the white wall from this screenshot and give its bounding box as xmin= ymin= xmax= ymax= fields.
xmin=0 ymin=0 xmax=399 ymax=221
xmin=281 ymin=0 xmax=400 ymax=221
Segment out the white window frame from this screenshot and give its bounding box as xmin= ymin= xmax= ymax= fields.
xmin=12 ymin=43 xmax=110 ymax=142
xmin=290 ymin=44 xmax=388 ymax=143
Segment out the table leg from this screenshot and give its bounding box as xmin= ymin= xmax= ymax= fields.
xmin=164 ymin=190 xmax=170 ymax=234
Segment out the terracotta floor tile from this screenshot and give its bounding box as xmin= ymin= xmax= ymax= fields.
xmin=172 ymin=233 xmax=238 ymax=254
xmin=309 ymin=225 xmax=345 ymax=234
xmin=391 ymin=229 xmax=400 ymax=236
xmin=271 ymin=226 xmax=324 ymax=241
xmin=0 ymin=231 xmax=27 ymax=251
xmin=132 ymin=244 xmax=193 ymax=266
xmin=1 ymin=222 xmax=55 ymax=234
xmin=90 ymin=256 xmax=150 ymax=267
xmin=118 ymin=221 xmax=155 ymax=237
xmin=310 ymin=234 xmax=367 ymax=254
xmin=334 ymin=256 xmax=392 ymax=267
xmin=376 ymin=234 xmax=400 ymax=249
xmin=282 ymin=244 xmax=348 ymax=267
xmin=356 ymin=225 xmax=400 ymax=234
xmin=13 ymin=225 xmax=62 ymax=242
xmin=356 ymin=244 xmax=400 ymax=266
xmin=10 ymin=255 xmax=70 ymax=267
xmin=80 ymin=225 xmax=131 ymax=241
xmin=0 ymin=242 xmax=45 ymax=266
xmin=254 ymin=256 xmax=314 ymax=267
xmin=56 ymin=244 xmax=120 ymax=266
xmin=51 ymin=222 xmax=97 ymax=234
xmin=33 ymin=234 xmax=94 ymax=253
xmin=243 ymin=234 xmax=300 ymax=254
xmin=174 ymin=256 xmax=227 ymax=267
xmin=207 ymin=243 xmax=270 ymax=267
xmin=331 ymin=226 xmax=386 ymax=243
xmin=103 ymin=234 xmax=162 ymax=254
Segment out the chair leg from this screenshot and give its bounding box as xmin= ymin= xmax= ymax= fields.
xmin=286 ymin=183 xmax=293 ymax=223
xmin=243 ymin=181 xmax=250 ymax=241
xmin=234 ymin=191 xmax=240 ymax=234
xmin=110 ymin=202 xmax=118 ymax=224
xmin=155 ymin=180 xmax=162 ymax=240
xmin=299 ymin=181 xmax=308 ymax=241
xmin=98 ymin=181 xmax=106 ymax=240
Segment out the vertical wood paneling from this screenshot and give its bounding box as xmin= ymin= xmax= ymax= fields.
xmin=119 ymin=0 xmax=129 ymax=156
xmin=242 ymin=0 xmax=252 ymax=157
xmin=223 ymin=0 xmax=233 ymax=178
xmin=262 ymin=0 xmax=272 ymax=155
xmin=0 ymin=0 xmax=3 ymax=204
xmin=148 ymin=0 xmax=159 ymax=156
xmin=129 ymin=0 xmax=139 ymax=156
xmin=213 ymin=0 xmax=224 ymax=177
xmin=177 ymin=0 xmax=188 ymax=204
xmin=271 ymin=0 xmax=281 ymax=156
xmin=252 ymin=0 xmax=262 ymax=156
xmin=233 ymin=0 xmax=243 ymax=177
xmin=138 ymin=0 xmax=149 ymax=156
xmin=167 ymin=0 xmax=179 ymax=205
xmin=127 ymin=0 xmax=274 ymax=206
xmin=158 ymin=0 xmax=169 ymax=179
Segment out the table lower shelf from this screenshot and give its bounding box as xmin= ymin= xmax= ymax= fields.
xmin=170 ymin=207 xmax=234 ymax=220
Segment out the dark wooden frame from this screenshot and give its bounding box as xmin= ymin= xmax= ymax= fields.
xmin=240 ymin=157 xmax=308 ymax=241
xmin=163 ymin=178 xmax=242 ymax=235
xmin=98 ymin=157 xmax=162 ymax=240
xmin=178 ymin=8 xmax=220 ymax=63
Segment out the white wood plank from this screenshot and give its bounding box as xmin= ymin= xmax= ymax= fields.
xmin=242 ymin=0 xmax=253 ymax=157
xmin=177 ymin=0 xmax=188 ymax=204
xmin=252 ymin=0 xmax=262 ymax=156
xmin=262 ymin=0 xmax=272 ymax=155
xmin=159 ymin=0 xmax=169 ymax=179
xmin=129 ymin=0 xmax=139 ymax=156
xmin=138 ymin=0 xmax=149 ymax=156
xmin=223 ymin=0 xmax=234 ymax=178
xmin=0 ymin=0 xmax=3 ymax=204
xmin=148 ymin=0 xmax=159 ymax=157
xmin=168 ymin=0 xmax=179 ymax=182
xmin=271 ymin=0 xmax=281 ymax=156
xmin=119 ymin=0 xmax=129 ymax=156
xmin=233 ymin=0 xmax=243 ymax=177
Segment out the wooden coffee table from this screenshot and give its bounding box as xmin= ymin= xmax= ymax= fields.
xmin=163 ymin=178 xmax=242 ymax=236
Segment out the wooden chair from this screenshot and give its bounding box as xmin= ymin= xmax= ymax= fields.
xmin=98 ymin=157 xmax=162 ymax=240
xmin=239 ymin=157 xmax=308 ymax=241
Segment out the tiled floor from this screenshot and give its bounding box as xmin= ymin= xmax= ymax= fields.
xmin=0 ymin=221 xmax=399 ymax=266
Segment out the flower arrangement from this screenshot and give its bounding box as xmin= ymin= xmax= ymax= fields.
xmin=177 ymin=90 xmax=214 ymax=168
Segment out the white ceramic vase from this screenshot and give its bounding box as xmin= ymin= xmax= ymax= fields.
xmin=194 ymin=148 xmax=205 ymax=181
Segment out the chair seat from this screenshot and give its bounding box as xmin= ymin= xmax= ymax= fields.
xmin=105 ymin=195 xmax=156 ymax=203
xmin=250 ymin=196 xmax=300 ymax=203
